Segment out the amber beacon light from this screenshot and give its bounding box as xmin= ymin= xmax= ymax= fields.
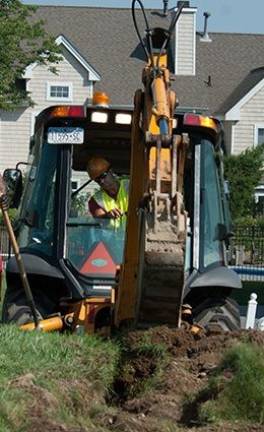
xmin=92 ymin=91 xmax=110 ymax=107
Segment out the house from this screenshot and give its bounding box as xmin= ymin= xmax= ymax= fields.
xmin=1 ymin=1 xmax=264 ymax=185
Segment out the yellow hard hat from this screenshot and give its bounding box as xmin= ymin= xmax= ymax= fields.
xmin=86 ymin=157 xmax=110 ymax=180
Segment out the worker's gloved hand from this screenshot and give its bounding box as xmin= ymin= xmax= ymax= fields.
xmin=107 ymin=208 xmax=123 ymax=219
xmin=0 ymin=194 xmax=9 ymax=211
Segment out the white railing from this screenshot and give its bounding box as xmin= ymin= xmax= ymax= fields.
xmin=245 ymin=293 xmax=258 ymax=329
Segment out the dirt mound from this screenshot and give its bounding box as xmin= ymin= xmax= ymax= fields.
xmin=10 ymin=374 xmax=100 ymax=432
xmin=107 ymin=326 xmax=264 ymax=432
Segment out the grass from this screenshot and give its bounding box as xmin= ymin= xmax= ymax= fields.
xmin=0 ymin=320 xmax=170 ymax=430
xmin=0 ymin=325 xmax=120 ymax=431
xmin=196 ymin=343 xmax=264 ymax=425
xmin=0 ymin=272 xmax=171 ymax=429
xmin=0 ymin=326 xmax=119 ymax=383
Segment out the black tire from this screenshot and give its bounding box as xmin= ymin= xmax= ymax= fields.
xmin=192 ymin=296 xmax=241 ymax=332
xmin=2 ymin=284 xmax=53 ymax=326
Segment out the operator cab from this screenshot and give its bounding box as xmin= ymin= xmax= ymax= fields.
xmin=3 ymin=104 xmax=132 ymax=323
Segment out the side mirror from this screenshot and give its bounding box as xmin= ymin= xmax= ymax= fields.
xmin=3 ymin=168 xmax=23 ymax=209
xmin=215 ymin=223 xmax=234 ymax=243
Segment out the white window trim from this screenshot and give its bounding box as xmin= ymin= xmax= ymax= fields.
xmin=254 ymin=187 xmax=264 ymax=204
xmin=254 ymin=123 xmax=264 ymax=146
xmin=46 ymin=82 xmax=73 ymax=102
xmin=230 ymin=123 xmax=236 ymax=154
xmin=226 ymin=77 xmax=264 ymax=121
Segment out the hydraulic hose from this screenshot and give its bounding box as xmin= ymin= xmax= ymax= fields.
xmin=131 ymin=0 xmax=185 ymax=68
xmin=131 ymin=0 xmax=154 ymax=66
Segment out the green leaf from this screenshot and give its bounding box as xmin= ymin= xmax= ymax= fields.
xmin=0 ymin=0 xmax=62 ymax=110
xmin=224 ymin=144 xmax=264 ymax=220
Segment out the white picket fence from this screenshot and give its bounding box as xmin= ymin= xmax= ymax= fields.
xmin=244 ymin=293 xmax=264 ymax=331
xmin=245 ymin=293 xmax=258 ymax=329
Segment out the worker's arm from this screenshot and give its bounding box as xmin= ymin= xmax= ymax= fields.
xmin=89 ymin=197 xmax=122 ymax=219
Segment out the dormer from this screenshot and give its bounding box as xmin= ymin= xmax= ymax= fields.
xmin=172 ymin=1 xmax=197 ymax=76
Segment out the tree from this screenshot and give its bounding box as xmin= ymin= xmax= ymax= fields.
xmin=0 ymin=0 xmax=61 ymax=110
xmin=224 ymin=144 xmax=264 ymax=221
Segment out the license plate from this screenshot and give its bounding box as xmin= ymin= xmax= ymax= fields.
xmin=47 ymin=127 xmax=84 ymax=144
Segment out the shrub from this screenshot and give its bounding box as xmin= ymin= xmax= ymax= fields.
xmin=224 ymin=144 xmax=264 ymax=220
xmin=198 ymin=343 xmax=264 ymax=424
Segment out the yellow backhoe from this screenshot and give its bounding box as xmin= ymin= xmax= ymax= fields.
xmin=0 ymin=1 xmax=241 ymax=333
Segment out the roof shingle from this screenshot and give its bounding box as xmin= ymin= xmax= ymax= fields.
xmin=33 ymin=6 xmax=264 ymax=114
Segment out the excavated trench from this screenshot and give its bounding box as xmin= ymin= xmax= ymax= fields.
xmin=106 ymin=326 xmax=264 ymax=432
xmin=12 ymin=325 xmax=264 ymax=432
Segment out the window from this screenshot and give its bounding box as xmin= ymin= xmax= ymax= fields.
xmin=50 ymin=86 xmax=69 ymax=98
xmin=258 ymin=128 xmax=264 ymax=146
xmin=47 ymin=82 xmax=72 ymax=101
xmin=18 ymin=144 xmax=58 ymax=257
xmin=200 ymin=141 xmax=224 ymax=268
xmin=71 ymin=180 xmax=79 ymax=192
xmin=254 ymin=124 xmax=264 ymax=146
xmin=254 ymin=186 xmax=264 ymax=216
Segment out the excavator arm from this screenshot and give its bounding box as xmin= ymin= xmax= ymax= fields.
xmin=114 ymin=1 xmax=189 ymax=328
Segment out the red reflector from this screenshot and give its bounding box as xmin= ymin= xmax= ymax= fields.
xmin=50 ymin=105 xmax=84 ymax=118
xmin=68 ymin=106 xmax=85 ymax=117
xmin=183 ymin=113 xmax=201 ymax=126
xmin=80 ymin=241 xmax=117 ymax=276
xmin=183 ymin=113 xmax=218 ymax=131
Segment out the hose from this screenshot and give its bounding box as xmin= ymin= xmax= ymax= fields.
xmin=131 ymin=0 xmax=185 ymax=69
xmin=131 ymin=0 xmax=154 ymax=66
xmin=156 ymin=1 xmax=185 ymax=68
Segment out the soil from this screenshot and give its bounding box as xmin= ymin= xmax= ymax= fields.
xmin=105 ymin=326 xmax=264 ymax=432
xmin=11 ymin=326 xmax=264 ymax=432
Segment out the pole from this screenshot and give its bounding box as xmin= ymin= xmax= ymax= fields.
xmin=0 ymin=175 xmax=39 ymax=328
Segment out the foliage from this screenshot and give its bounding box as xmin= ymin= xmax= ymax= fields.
xmin=234 ymin=215 xmax=264 ymax=229
xmin=70 ymin=192 xmax=89 ymax=217
xmin=0 ymin=208 xmax=17 ymax=225
xmin=224 ymin=144 xmax=264 ymax=221
xmin=197 ymin=343 xmax=264 ymax=424
xmin=0 ymin=0 xmax=61 ymax=110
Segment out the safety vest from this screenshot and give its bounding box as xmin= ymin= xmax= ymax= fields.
xmin=93 ymin=178 xmax=129 ymax=228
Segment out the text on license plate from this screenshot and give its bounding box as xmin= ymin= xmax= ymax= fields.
xmin=47 ymin=127 xmax=84 ymax=144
